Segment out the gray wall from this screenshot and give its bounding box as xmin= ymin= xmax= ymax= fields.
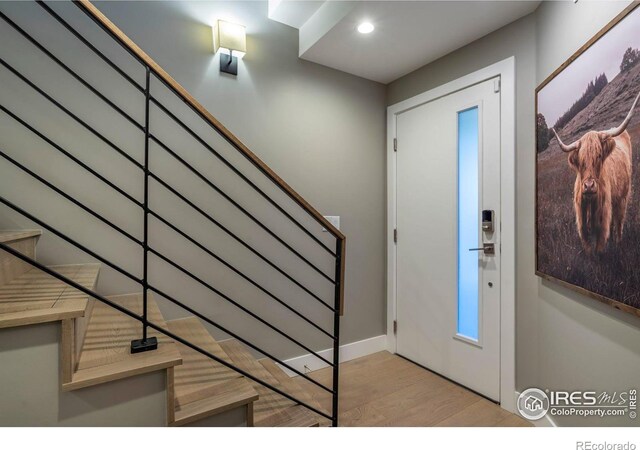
xmin=0 ymin=0 xmax=386 ymax=361
xmin=0 ymin=322 xmax=168 ymax=426
xmin=388 ymin=1 xmax=640 ymax=426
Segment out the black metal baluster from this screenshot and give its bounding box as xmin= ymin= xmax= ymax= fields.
xmin=332 ymin=239 xmax=343 ymax=427
xmin=131 ymin=67 xmax=157 ymax=354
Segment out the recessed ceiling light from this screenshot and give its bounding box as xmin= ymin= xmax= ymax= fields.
xmin=357 ymin=22 xmax=374 ymax=34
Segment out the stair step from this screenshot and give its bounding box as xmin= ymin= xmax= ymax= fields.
xmin=0 ymin=229 xmax=42 ymax=289
xmin=63 ymin=292 xmax=182 ymax=391
xmin=219 ymin=339 xmax=319 ymax=427
xmin=0 ymin=263 xmax=100 ymax=328
xmin=0 ymin=230 xmax=42 ymax=243
xmin=166 ymin=317 xmax=258 ymax=426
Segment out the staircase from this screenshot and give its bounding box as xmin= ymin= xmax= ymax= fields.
xmin=0 ymin=229 xmax=327 ymax=426
xmin=0 ymin=0 xmax=344 ymax=427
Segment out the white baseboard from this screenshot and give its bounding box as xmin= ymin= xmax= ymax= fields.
xmin=514 ymin=391 xmax=558 ymax=427
xmin=277 ymin=334 xmax=388 ymax=377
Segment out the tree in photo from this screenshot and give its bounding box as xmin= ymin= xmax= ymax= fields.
xmin=537 ymin=113 xmax=551 ymax=153
xmin=553 ymin=73 xmax=608 ymax=130
xmin=620 ymin=47 xmax=640 ymax=73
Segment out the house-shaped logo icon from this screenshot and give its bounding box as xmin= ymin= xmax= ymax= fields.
xmin=525 ymin=395 xmax=544 ymax=412
xmin=517 ymin=388 xmax=549 ymax=421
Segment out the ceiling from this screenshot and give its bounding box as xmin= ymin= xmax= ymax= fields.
xmin=269 ymin=1 xmax=540 ymax=84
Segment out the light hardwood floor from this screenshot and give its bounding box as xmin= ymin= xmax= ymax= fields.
xmin=294 ymin=351 xmax=531 ymax=427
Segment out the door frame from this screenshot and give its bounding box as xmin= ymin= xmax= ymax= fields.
xmin=386 ymin=57 xmax=516 ymax=413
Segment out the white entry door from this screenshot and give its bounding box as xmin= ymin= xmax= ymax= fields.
xmin=395 ymin=77 xmax=501 ymax=401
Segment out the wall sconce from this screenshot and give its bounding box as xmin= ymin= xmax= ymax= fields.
xmin=213 ymin=20 xmax=246 ymax=76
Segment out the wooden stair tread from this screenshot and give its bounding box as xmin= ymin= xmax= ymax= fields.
xmin=172 ymin=377 xmax=258 ymax=426
xmin=0 ymin=230 xmax=41 ymax=243
xmin=166 ymin=317 xmax=239 ymax=399
xmin=0 ymin=264 xmax=100 ymax=328
xmin=64 ymin=292 xmax=182 ymax=391
xmin=166 ymin=317 xmax=257 ymax=426
xmin=219 ymin=339 xmax=319 ymax=427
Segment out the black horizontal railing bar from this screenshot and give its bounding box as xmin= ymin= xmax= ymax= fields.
xmin=0 ymin=194 xmax=334 ymax=396
xmin=148 ymin=171 xmax=336 ymax=313
xmin=147 ymin=208 xmax=335 ymax=340
xmin=147 ymin=283 xmax=334 ymax=395
xmin=148 ymin=245 xmax=334 ymax=367
xmin=36 ymin=1 xmax=145 ymax=94
xmin=148 ymin=98 xmax=336 ymax=257
xmin=0 ymin=196 xmax=143 ymax=286
xmin=72 ymin=1 xmax=341 ymax=243
xmin=0 ymin=9 xmax=145 ymax=136
xmin=148 ymin=133 xmax=335 ymax=284
xmin=29 ymin=0 xmax=337 ymax=269
xmin=149 ymin=71 xmax=344 ymax=240
xmin=0 ymin=104 xmax=143 ymax=209
xmin=0 ymin=148 xmax=143 ymax=247
xmin=0 ymin=56 xmax=143 ymax=171
xmin=0 ymin=241 xmax=332 ymax=421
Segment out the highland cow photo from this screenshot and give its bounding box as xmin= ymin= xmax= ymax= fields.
xmin=536 ymin=4 xmax=640 ymax=315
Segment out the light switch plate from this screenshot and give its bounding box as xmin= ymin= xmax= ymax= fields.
xmin=323 ymin=216 xmax=340 ymax=232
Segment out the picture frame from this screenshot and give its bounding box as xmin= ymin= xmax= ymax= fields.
xmin=535 ymin=2 xmax=640 ymax=318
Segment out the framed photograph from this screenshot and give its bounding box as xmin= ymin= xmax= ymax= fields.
xmin=535 ymin=2 xmax=640 ymax=317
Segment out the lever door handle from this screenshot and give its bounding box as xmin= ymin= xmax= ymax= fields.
xmin=468 ymin=243 xmax=495 ymax=255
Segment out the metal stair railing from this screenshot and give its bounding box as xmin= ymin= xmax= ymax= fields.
xmin=0 ymin=0 xmax=345 ymax=426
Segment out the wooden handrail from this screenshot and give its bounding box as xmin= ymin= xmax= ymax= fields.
xmin=77 ymin=1 xmax=344 ymax=240
xmin=76 ymin=0 xmax=346 ymax=313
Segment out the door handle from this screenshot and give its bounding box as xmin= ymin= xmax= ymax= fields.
xmin=468 ymin=243 xmax=495 ymax=255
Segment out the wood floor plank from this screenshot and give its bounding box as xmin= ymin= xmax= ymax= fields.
xmin=434 ymin=398 xmax=513 ymax=426
xmin=293 ymin=351 xmax=530 ymax=427
xmin=260 ymin=359 xmax=330 ymax=426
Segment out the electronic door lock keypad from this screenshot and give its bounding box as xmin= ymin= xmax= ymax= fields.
xmin=482 ymin=209 xmax=495 ymax=233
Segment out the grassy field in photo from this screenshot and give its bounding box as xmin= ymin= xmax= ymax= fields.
xmin=537 ymin=63 xmax=640 ymax=310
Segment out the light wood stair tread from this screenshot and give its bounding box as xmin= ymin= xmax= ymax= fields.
xmin=0 ymin=264 xmax=100 ymax=328
xmin=166 ymin=317 xmax=257 ymax=426
xmin=219 ymin=339 xmax=319 ymax=427
xmin=64 ymin=292 xmax=182 ymax=391
xmin=0 ymin=230 xmax=42 ymax=243
xmin=166 ymin=317 xmax=239 ymax=399
xmin=172 ymin=377 xmax=258 ymax=426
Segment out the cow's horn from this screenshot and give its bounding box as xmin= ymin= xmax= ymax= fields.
xmin=603 ymin=90 xmax=640 ymax=138
xmin=552 ymin=128 xmax=579 ymax=152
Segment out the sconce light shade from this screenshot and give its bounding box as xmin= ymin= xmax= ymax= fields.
xmin=213 ymin=20 xmax=246 ymax=75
